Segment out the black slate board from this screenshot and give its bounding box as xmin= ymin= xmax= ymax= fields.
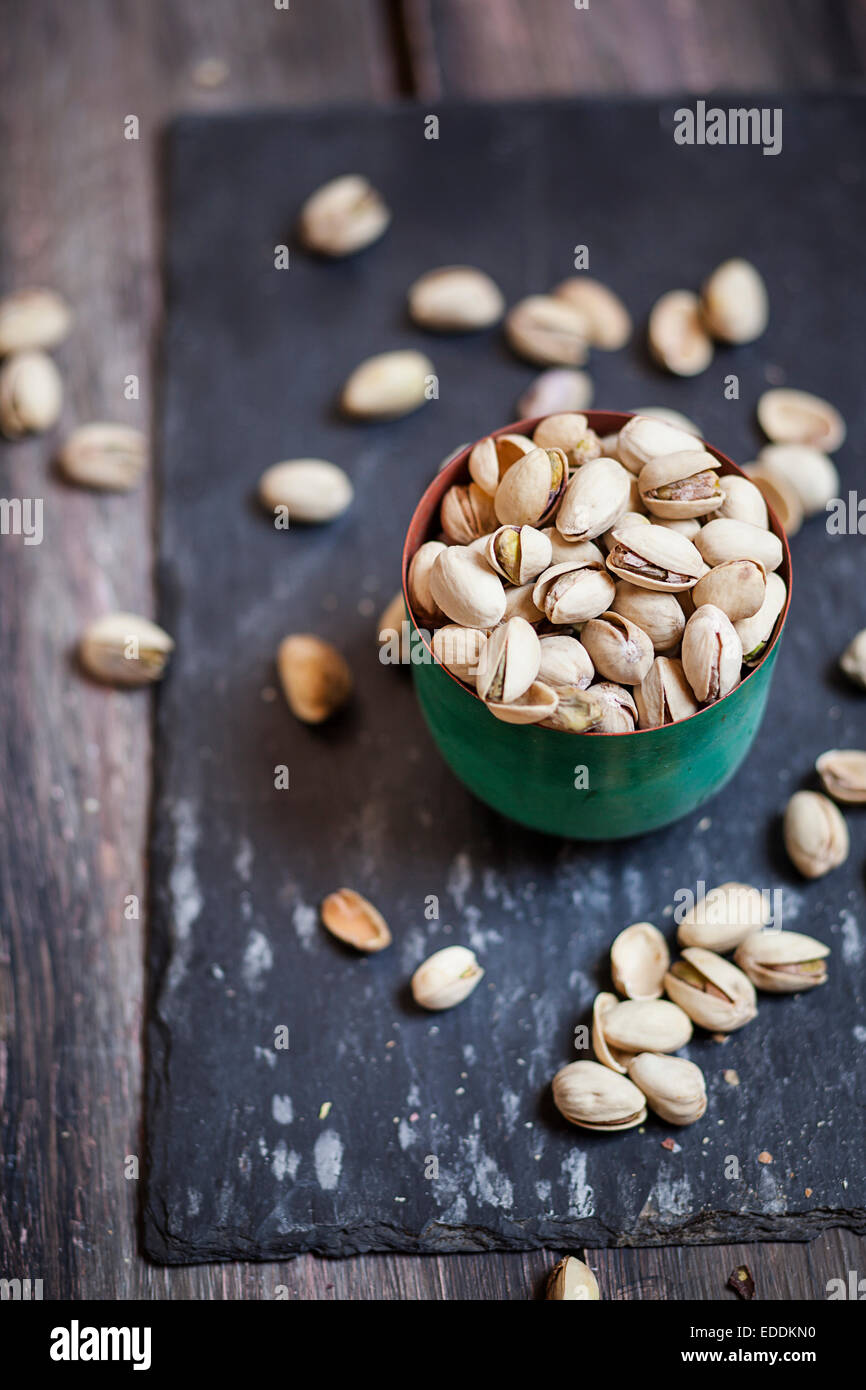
xmin=144 ymin=96 xmax=866 ymax=1263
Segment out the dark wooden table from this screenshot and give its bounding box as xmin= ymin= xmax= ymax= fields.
xmin=2 ymin=0 xmax=865 ymax=1301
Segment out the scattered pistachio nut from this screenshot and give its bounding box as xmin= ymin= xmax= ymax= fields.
xmin=0 ymin=350 xmax=63 ymax=438
xmin=553 ymin=276 xmax=632 ymax=350
xmin=298 ymin=173 xmax=390 ymax=257
xmin=341 ymin=349 xmax=433 ymax=419
xmin=700 ymin=259 xmax=768 ymax=344
xmin=517 ymin=368 xmax=593 ymax=418
xmin=277 ymin=633 xmax=352 ymax=723
xmin=408 ymin=265 xmax=504 ymax=332
xmin=57 ymin=422 xmax=147 ymax=492
xmin=320 ymin=889 xmax=391 ymax=952
xmin=734 ymin=930 xmax=830 ymax=993
xmin=505 ymin=294 xmax=589 ymax=366
xmin=741 ymin=463 xmax=803 ymax=537
xmin=756 ymin=443 xmax=840 ymax=518
xmin=783 ymin=789 xmax=849 ymax=878
xmin=816 ymin=749 xmax=866 ymax=804
xmin=626 ymin=1052 xmax=708 ymax=1126
xmin=259 ymin=458 xmax=353 ymax=523
xmin=600 ymin=998 xmax=693 ymax=1054
xmin=664 ymin=947 xmax=757 ymax=1032
xmin=648 ymin=290 xmax=714 ymax=376
xmin=677 ymin=882 xmax=771 ymax=953
xmin=757 ymin=388 xmax=845 ymax=453
xmin=681 ymin=604 xmax=743 ymax=703
xmin=79 ymin=612 xmax=174 ymax=686
xmin=610 ymin=922 xmax=669 ymax=1000
xmin=546 ymin=1255 xmax=600 ymax=1301
xmin=0 ymin=287 xmax=72 ymax=356
xmin=552 ymin=1060 xmax=647 ymax=1132
xmin=411 ymin=945 xmax=484 ymax=1011
xmin=592 ymin=991 xmax=631 ymax=1073
xmin=840 ymin=629 xmax=866 ymax=690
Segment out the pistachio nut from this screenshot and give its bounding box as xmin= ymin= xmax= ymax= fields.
xmin=277 ymin=633 xmax=352 ymax=723
xmin=431 ymin=624 xmax=486 ymax=685
xmin=626 ymin=1052 xmax=707 ymax=1126
xmin=494 ymin=445 xmax=566 ymax=526
xmin=407 ymin=540 xmax=447 ymax=625
xmin=581 ymin=611 xmax=653 ymax=686
xmin=502 ymin=579 xmax=546 ymax=625
xmin=600 ymin=998 xmax=693 ymax=1054
xmin=476 ymin=617 xmax=541 ymax=705
xmin=487 ymin=679 xmax=559 ymax=726
xmin=505 ymin=294 xmax=589 ymax=366
xmin=79 ymin=612 xmax=174 ymax=686
xmin=656 ymin=517 xmax=702 ymax=540
xmin=320 ymin=889 xmax=391 ymax=952
xmin=634 ymin=657 xmax=699 ymax=729
xmin=553 ymin=276 xmax=632 ymax=350
xmin=585 ymin=681 xmax=637 ymax=732
xmin=258 ymin=458 xmax=353 ymax=523
xmin=840 ymin=629 xmax=866 ymax=690
xmin=756 ymin=443 xmax=840 ymax=517
xmin=537 ymin=633 xmax=594 ymax=690
xmin=692 ymin=559 xmax=766 ymax=623
xmin=602 ymin=512 xmax=649 ymax=552
xmin=408 ymin=265 xmax=504 ymax=332
xmin=681 ymin=604 xmax=743 ymax=703
xmin=58 ymin=422 xmax=147 ymax=492
xmin=555 ymin=456 xmax=631 ymax=541
xmin=605 ymin=523 xmax=706 ymax=592
xmin=541 ymin=529 xmax=606 ymax=568
xmin=757 ymin=388 xmax=845 ymax=453
xmin=695 ymin=517 xmax=783 ymax=573
xmin=545 ymin=1256 xmax=601 ymax=1301
xmin=441 ymin=482 xmax=498 ymax=544
xmin=540 ymin=682 xmax=604 ymax=732
xmin=552 ymin=1060 xmax=647 ymax=1132
xmin=629 ymin=406 xmax=702 ymax=437
xmin=468 ymin=432 xmax=535 ymax=494
xmin=734 ymin=929 xmax=830 ymax=993
xmin=648 ymin=289 xmax=714 ymax=376
xmin=783 ymin=790 xmax=849 ymax=878
xmin=734 ymin=571 xmax=787 ymax=665
xmin=617 ymin=414 xmax=704 ymax=477
xmin=340 ymin=349 xmax=433 ymax=419
xmin=533 ymin=412 xmax=602 ymax=469
xmin=517 ymin=368 xmax=593 ymax=418
xmin=741 ymin=464 xmax=803 ymax=537
xmin=533 ymin=558 xmax=616 ymax=625
xmin=486 ymin=524 xmax=552 ymax=585
xmin=592 ymin=992 xmax=631 ymax=1072
xmin=0 ymin=287 xmax=72 ymax=355
xmin=610 ymin=922 xmax=670 ymax=1000
xmin=700 ymin=258 xmax=769 ymax=344
xmin=411 ymin=945 xmax=484 ymax=1011
xmin=0 ymin=350 xmax=63 ymax=437
xmin=664 ymin=948 xmax=757 ymax=1032
xmin=298 ymin=173 xmax=390 ymax=257
xmin=677 ymin=882 xmax=771 ymax=953
xmin=429 ymin=546 xmax=506 ymax=629
xmin=718 ymin=474 xmax=769 ymax=528
xmin=816 ymin=749 xmax=866 ymax=805
xmin=611 ymin=581 xmax=685 ymax=654
xmin=638 ymin=450 xmax=723 ymax=520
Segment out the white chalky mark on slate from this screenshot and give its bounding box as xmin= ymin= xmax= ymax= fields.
xmin=642 ymin=1174 xmax=693 ymax=1220
xmin=535 ymin=1180 xmax=551 ymax=1205
xmin=272 ymin=1094 xmax=293 ymax=1124
xmin=271 ymin=1140 xmax=290 ymax=1180
xmin=234 ymin=836 xmax=254 ymax=883
xmin=838 ymin=908 xmax=862 ymax=964
xmin=501 ymin=1089 xmax=521 ymax=1135
xmin=187 ymin=1189 xmax=201 ymax=1216
xmin=462 ymin=1044 xmax=476 ymax=1066
xmin=167 ymin=798 xmax=203 ymax=991
xmin=459 ymin=1113 xmax=514 ymax=1209
xmin=285 ymin=1150 xmax=301 ymax=1180
xmin=254 ymin=1046 xmax=276 ymax=1068
xmin=561 ymin=1150 xmax=595 ymax=1217
xmin=293 ymin=901 xmax=317 ymax=951
xmin=242 ymin=929 xmax=273 ymax=990
xmin=854 ymin=1025 xmax=866 ymax=1043
xmin=757 ymin=1164 xmax=786 ymax=1214
xmin=447 ymin=852 xmax=472 ymax=909
xmin=314 ymin=1129 xmax=344 ymax=1190
xmin=397 ymin=1119 xmax=417 ymax=1150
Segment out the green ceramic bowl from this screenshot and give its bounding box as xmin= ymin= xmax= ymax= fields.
xmin=402 ymin=412 xmax=792 ymax=840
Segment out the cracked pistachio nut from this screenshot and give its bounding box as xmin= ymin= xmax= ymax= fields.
xmin=429 ymin=546 xmax=506 ymax=629
xmin=320 ymin=889 xmax=391 ymax=952
xmin=783 ymin=790 xmax=849 ymax=878
xmin=692 ymin=559 xmax=766 ymax=623
xmin=487 ymin=679 xmax=559 ymax=726
xmin=664 ymin=947 xmax=757 ymax=1032
xmin=440 ymin=482 xmax=497 ymax=544
xmin=517 ymin=368 xmax=593 ymax=418
xmin=648 ymin=289 xmax=714 ymax=376
xmin=79 ymin=611 xmax=174 ymax=686
xmin=677 ymin=882 xmax=771 ymax=953
xmin=411 ymin=945 xmax=484 ymax=1011
xmin=533 ymin=558 xmax=616 ymax=625
xmin=539 ymin=682 xmax=604 ymax=732
xmin=494 ymin=445 xmax=567 ymax=526
xmin=592 ymin=991 xmax=631 ymax=1072
xmin=553 ymin=276 xmax=632 ymax=350
xmin=486 ymin=524 xmax=552 ymax=585
xmin=0 ymin=287 xmax=72 ymax=355
xmin=606 ymin=523 xmax=706 ymax=593
xmin=627 ymin=1052 xmax=707 ymax=1126
xmin=600 ymin=998 xmax=693 ymax=1054
xmin=341 ymin=349 xmax=433 ymax=419
xmin=585 ymin=681 xmax=637 ymax=732
xmin=552 ymin=1060 xmax=647 ymax=1132
xmin=467 ymin=432 xmax=535 ymax=494
xmin=537 ymin=634 xmax=594 ymax=690
xmin=681 ymin=604 xmax=743 ymax=703
xmin=741 ymin=463 xmax=803 ymax=537
xmin=581 ymin=610 xmax=653 ymax=686
xmin=298 ymin=173 xmax=390 ymax=256
xmin=611 ymin=922 xmax=669 ymax=1001
xmin=431 ymin=624 xmax=486 ymax=685
xmin=533 ymin=412 xmax=602 ymax=468
xmin=840 ymin=629 xmax=866 ymax=689
xmin=638 ymin=450 xmax=723 ymax=520
xmin=603 ymin=512 xmax=649 ymax=552
xmin=476 ymin=616 xmax=541 ymax=705
xmin=259 ymin=458 xmax=353 ymax=523
xmin=718 ymin=474 xmax=769 ymax=528
xmin=634 ymin=657 xmax=699 ymax=729
xmin=756 ymin=443 xmax=840 ymax=517
xmin=612 ymin=581 xmax=685 ymax=653
xmin=700 ymin=258 xmax=769 ymax=344
xmin=408 ymin=540 xmax=447 ymax=625
xmin=277 ymin=633 xmax=352 ymax=723
xmin=695 ymin=517 xmax=783 ymax=573
xmin=58 ymin=422 xmax=147 ymax=492
xmin=734 ymin=571 xmax=787 ymax=665
xmin=734 ymin=929 xmax=829 ymax=993
xmin=816 ymin=749 xmax=866 ymax=805
xmin=408 ymin=265 xmax=504 ymax=331
xmin=757 ymin=388 xmax=845 ymax=453
xmin=505 ymin=293 xmax=589 ymax=366
xmin=555 ymin=456 xmax=631 ymax=541
xmin=546 ymin=1256 xmax=600 ymax=1301
xmin=617 ymin=414 xmax=705 ymax=477
xmin=0 ymin=350 xmax=63 ymax=437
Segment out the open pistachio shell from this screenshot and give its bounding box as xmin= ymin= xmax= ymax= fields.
xmin=277 ymin=634 xmax=352 ymax=723
xmin=681 ymin=604 xmax=743 ymax=703
xmin=546 ymin=1255 xmax=601 ymax=1301
xmin=556 ymin=455 xmax=632 ymax=541
xmin=611 ymin=581 xmax=685 ymax=654
xmin=742 ymin=463 xmax=804 ymax=537
xmin=505 ymin=294 xmax=590 ymax=367
xmin=700 ymin=258 xmax=768 ymax=344
xmin=648 ymin=289 xmax=714 ymax=376
xmin=486 ymin=524 xmax=552 ymax=585
xmin=429 ymin=546 xmax=507 ymax=629
xmin=783 ymin=790 xmax=849 ymax=878
xmin=677 ymin=882 xmax=771 ymax=953
xmin=691 ymin=559 xmax=766 ymax=623
xmin=411 ymin=945 xmax=484 ymax=1010
xmin=756 ymin=443 xmax=840 ymax=518
xmin=592 ymin=992 xmax=631 ymax=1073
xmin=617 ymin=414 xmax=703 ymax=476
xmin=600 ymin=998 xmax=693 ymax=1054
xmin=816 ymin=749 xmax=866 ymax=805
xmin=757 ymin=388 xmax=845 ymax=453
xmin=627 ymin=1053 xmax=707 ymax=1126
xmin=638 ymin=450 xmax=723 ymax=520
xmin=695 ymin=517 xmax=783 ymax=573
xmin=486 ymin=679 xmax=559 ymax=726
xmin=320 ymin=889 xmax=391 ymax=952
xmin=533 ymin=559 xmax=616 ymax=625
xmin=539 ymin=683 xmax=604 ymax=732
xmin=585 ymin=681 xmax=637 ymax=732
xmin=664 ymin=947 xmax=757 ymax=1032
xmin=634 ymin=657 xmax=698 ymax=728
xmin=606 ymin=523 xmax=706 ymax=592
xmin=610 ymin=922 xmax=670 ymax=1000
xmin=603 ymin=512 xmax=650 ymax=552
xmin=476 ymin=617 xmax=541 ymax=704
xmin=518 ymin=370 xmax=594 ymax=419
xmin=734 ymin=571 xmax=787 ymax=665
xmin=552 ymin=1060 xmax=647 ymax=1132
xmin=734 ymin=930 xmax=830 ymax=993
xmin=468 ymin=432 xmax=535 ymax=494
xmin=537 ymin=634 xmax=594 ymax=690
xmin=440 ymin=482 xmax=498 ymax=544
xmin=494 ymin=445 xmax=567 ymax=526
xmin=532 ymin=411 xmax=595 ymax=464
xmin=553 ymin=276 xmax=632 ymax=350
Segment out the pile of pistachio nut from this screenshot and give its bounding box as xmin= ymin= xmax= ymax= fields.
xmin=407 ymin=412 xmax=787 ymax=732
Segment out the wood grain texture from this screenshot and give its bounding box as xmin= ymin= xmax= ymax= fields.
xmin=1 ymin=0 xmax=865 ymax=1300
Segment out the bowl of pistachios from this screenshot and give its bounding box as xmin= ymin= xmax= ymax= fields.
xmin=402 ymin=410 xmax=792 ymax=839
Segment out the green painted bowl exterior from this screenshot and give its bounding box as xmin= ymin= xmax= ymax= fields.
xmin=403 ymin=412 xmax=792 ymax=840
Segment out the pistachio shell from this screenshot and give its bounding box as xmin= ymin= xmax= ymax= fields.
xmin=0 ymin=287 xmax=72 ymax=355
xmin=408 ymin=265 xmax=504 ymax=331
xmin=664 ymin=948 xmax=757 ymax=1032
xmin=79 ymin=612 xmax=174 ymax=687
xmin=505 ymin=294 xmax=589 ymax=366
xmin=517 ymin=369 xmax=594 ymax=418
xmin=840 ymin=629 xmax=866 ymax=690
xmin=486 ymin=524 xmax=552 ymax=585
xmin=533 ymin=559 xmax=616 ymax=625
xmin=815 ymin=749 xmax=866 ymax=805
xmin=277 ymin=633 xmax=352 ymax=723
xmin=741 ymin=464 xmax=804 ymax=537
xmin=537 ymin=634 xmax=594 ymax=690
xmin=298 ymin=174 xmax=390 ymax=256
xmin=411 ymin=945 xmax=484 ymax=1010
xmin=486 ymin=679 xmax=559 ymax=725
xmin=734 ymin=930 xmax=830 ymax=993
xmin=718 ymin=474 xmax=769 ymax=528
xmin=429 ymin=546 xmax=507 ymax=629
xmin=340 ymin=349 xmax=433 ymax=419
xmin=695 ymin=517 xmax=783 ymax=573
xmin=610 ymin=922 xmax=669 ymax=1000
xmin=259 ymin=458 xmax=353 ymax=523
xmin=407 ymin=540 xmax=447 ymax=625
xmin=617 ymin=414 xmax=703 ymax=477
xmin=502 ymin=579 xmax=546 ymax=625
xmin=700 ymin=259 xmax=768 ymax=344
xmin=734 ymin=571 xmax=787 ymax=664
xmin=648 ymin=290 xmax=714 ymax=376
xmin=592 ymin=992 xmax=631 ymax=1073
xmin=629 ymin=406 xmax=702 ymax=437
xmin=656 ymin=517 xmax=702 ymax=540
xmin=494 ymin=445 xmax=566 ymax=526
xmin=553 ymin=277 xmax=632 ymax=350
xmin=783 ymin=790 xmax=849 ymax=878
xmin=677 ymin=882 xmax=771 ymax=953
xmin=626 ymin=1053 xmax=707 ymax=1126
xmin=584 ymin=681 xmax=637 ymax=732
xmin=602 ymin=512 xmax=650 ymax=552
xmin=611 ymin=581 xmax=685 ymax=654
xmin=757 ymin=388 xmax=845 ymax=453
xmin=756 ymin=443 xmax=840 ymax=517
xmin=546 ymin=1256 xmax=601 ymax=1301
xmin=556 ymin=456 xmax=631 ymax=541
xmin=600 ymin=998 xmax=693 ymax=1054
xmin=581 ymin=611 xmax=654 ymax=685
xmin=440 ymin=482 xmax=498 ymax=544
xmin=532 ymin=411 xmax=591 ymax=460
xmin=58 ymin=422 xmax=147 ymax=492
xmin=476 ymin=617 xmax=541 ymax=704
xmin=552 ymin=1060 xmax=647 ymax=1131
xmin=634 ymin=657 xmax=698 ymax=729
xmin=431 ymin=624 xmax=487 ymax=685
xmin=0 ymin=350 xmax=63 ymax=437
xmin=681 ymin=604 xmax=742 ymax=703
xmin=468 ymin=432 xmax=535 ymax=494
xmin=320 ymin=889 xmax=391 ymax=952
xmin=691 ymin=560 xmax=766 ymax=623
xmin=606 ymin=523 xmax=706 ymax=592
xmin=638 ymin=450 xmax=723 ymax=520
xmin=540 ymin=529 xmax=606 ymax=567
xmin=539 ymin=683 xmax=604 ymax=732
